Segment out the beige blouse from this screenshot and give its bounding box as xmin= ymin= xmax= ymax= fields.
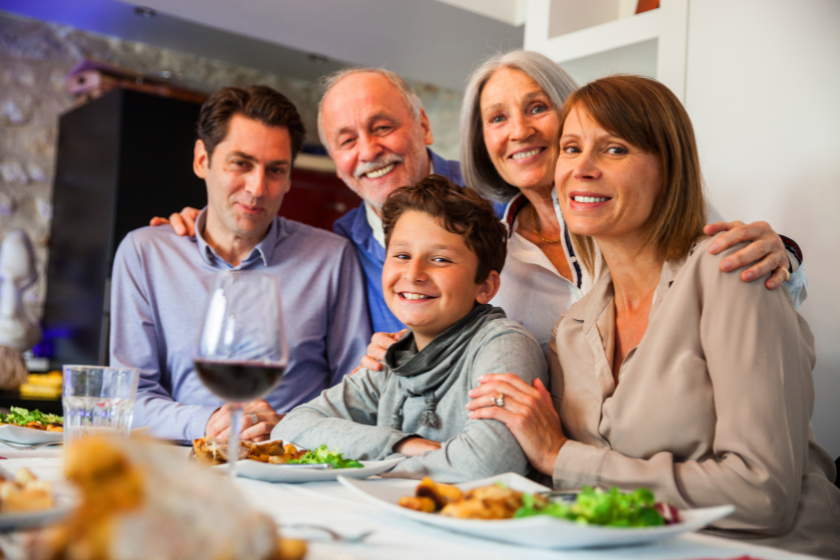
xmin=549 ymin=236 xmax=840 ymax=559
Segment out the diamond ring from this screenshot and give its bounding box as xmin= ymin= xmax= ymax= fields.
xmin=492 ymin=393 xmax=505 ymax=408
xmin=248 ymin=412 xmax=259 ymax=426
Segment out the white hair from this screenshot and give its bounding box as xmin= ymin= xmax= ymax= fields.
xmin=460 ymin=50 xmax=579 ymax=203
xmin=317 ymin=68 xmax=424 ymax=149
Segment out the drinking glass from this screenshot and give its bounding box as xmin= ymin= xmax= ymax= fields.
xmin=62 ymin=365 xmax=140 ymax=447
xmin=194 ymin=272 xmax=288 ymax=476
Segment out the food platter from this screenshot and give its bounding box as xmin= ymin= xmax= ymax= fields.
xmin=338 ymin=472 xmax=735 ymax=549
xmin=226 ymin=456 xmax=405 ymax=483
xmin=0 ymin=483 xmax=78 ymax=531
xmin=0 ymin=425 xmax=63 ymax=445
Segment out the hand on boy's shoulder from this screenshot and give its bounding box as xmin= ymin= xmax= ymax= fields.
xmin=353 ymin=330 xmax=407 ymax=374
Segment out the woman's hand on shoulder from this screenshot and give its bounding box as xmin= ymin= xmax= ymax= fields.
xmin=353 ymin=329 xmax=406 ymax=374
xmin=466 ymin=374 xmax=567 ymax=476
xmin=149 ymin=206 xmax=201 ymax=237
xmin=705 ymin=220 xmax=791 ymax=289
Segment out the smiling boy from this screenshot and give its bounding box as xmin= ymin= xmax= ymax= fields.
xmin=272 ymin=175 xmax=547 ymax=482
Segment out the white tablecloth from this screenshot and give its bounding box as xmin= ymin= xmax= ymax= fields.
xmin=0 ymin=455 xmax=819 ymax=560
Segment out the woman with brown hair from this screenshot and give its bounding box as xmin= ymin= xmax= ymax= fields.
xmin=467 ymin=75 xmax=840 ymax=558
xmin=458 ymin=51 xmax=806 ymax=357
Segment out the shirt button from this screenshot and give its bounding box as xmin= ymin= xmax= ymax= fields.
xmin=570 ymin=256 xmax=577 ymax=263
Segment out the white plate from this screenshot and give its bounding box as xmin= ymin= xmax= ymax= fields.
xmin=338 ymin=472 xmax=735 ymax=549
xmin=0 ymin=484 xmax=78 ymax=531
xmin=0 ymin=425 xmax=63 ymax=445
xmin=224 ymin=456 xmax=405 ymax=483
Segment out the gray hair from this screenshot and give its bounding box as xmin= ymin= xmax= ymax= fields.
xmin=460 ymin=50 xmax=579 ymax=203
xmin=317 ymin=68 xmax=424 ymax=149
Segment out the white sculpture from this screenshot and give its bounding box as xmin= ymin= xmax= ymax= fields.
xmin=0 ymin=230 xmax=40 ymax=389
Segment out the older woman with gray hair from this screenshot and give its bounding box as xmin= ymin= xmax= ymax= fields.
xmin=457 ymin=50 xmax=806 ymax=354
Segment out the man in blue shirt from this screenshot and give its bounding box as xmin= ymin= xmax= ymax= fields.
xmin=111 ymin=86 xmax=370 ymax=442
xmin=317 ymin=69 xmax=468 ymax=333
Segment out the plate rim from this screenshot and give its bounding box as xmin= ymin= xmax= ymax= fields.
xmin=0 ymin=424 xmax=63 ymax=444
xmin=337 ymin=473 xmax=735 ymax=547
xmin=0 ymin=484 xmax=78 ymax=529
xmin=217 ymin=455 xmax=405 ymax=482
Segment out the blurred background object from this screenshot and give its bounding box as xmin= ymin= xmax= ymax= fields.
xmin=0 ymin=231 xmax=41 ymax=390
xmin=65 ymin=58 xmax=208 ymax=105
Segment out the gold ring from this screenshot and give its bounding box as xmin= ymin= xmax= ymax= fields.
xmin=777 ymin=266 xmax=791 ymax=283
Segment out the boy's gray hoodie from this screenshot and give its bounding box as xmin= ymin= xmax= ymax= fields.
xmin=271 ymin=305 xmax=548 ymax=482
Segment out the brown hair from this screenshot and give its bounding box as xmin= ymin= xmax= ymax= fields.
xmin=382 ymin=174 xmax=507 ymax=283
xmin=558 ymin=75 xmax=706 ymax=273
xmin=197 ymin=85 xmax=306 ymax=163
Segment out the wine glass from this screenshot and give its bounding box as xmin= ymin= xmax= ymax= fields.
xmin=194 ymin=271 xmax=288 ymax=476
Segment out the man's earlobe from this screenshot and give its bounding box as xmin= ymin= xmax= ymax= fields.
xmin=419 ymin=109 xmax=434 ymax=146
xmin=193 ymin=140 xmax=209 ymax=178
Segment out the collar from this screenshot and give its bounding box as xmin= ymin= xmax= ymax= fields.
xmin=194 ymin=207 xmax=280 ymax=268
xmin=501 ymin=189 xmax=584 ymax=289
xmin=562 ymin=241 xmax=699 ymax=329
xmin=427 ymin=149 xmax=446 ymax=178
xmin=501 ymin=192 xmax=530 ymax=238
xmin=348 ymin=198 xmax=387 ymax=260
xmin=364 ymin=200 xmax=385 ymax=248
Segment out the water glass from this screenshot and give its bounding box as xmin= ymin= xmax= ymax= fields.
xmin=62 ymin=365 xmax=140 ymax=446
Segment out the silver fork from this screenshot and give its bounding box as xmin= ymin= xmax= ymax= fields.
xmin=279 ymin=523 xmax=374 ymax=543
xmin=0 ymin=439 xmax=62 ymax=451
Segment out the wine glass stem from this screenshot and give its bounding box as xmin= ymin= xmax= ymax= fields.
xmin=228 ymin=402 xmax=243 ymax=478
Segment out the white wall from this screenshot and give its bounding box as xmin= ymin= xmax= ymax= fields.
xmin=685 ymin=0 xmax=840 ymax=457
xmin=548 ymin=0 xmax=638 ymax=38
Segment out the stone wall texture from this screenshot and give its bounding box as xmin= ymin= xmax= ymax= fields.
xmin=0 ymin=11 xmax=463 ymax=318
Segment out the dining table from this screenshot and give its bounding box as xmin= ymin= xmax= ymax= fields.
xmin=0 ymin=442 xmax=821 ymax=560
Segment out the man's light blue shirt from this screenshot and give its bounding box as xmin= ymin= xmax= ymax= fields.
xmin=110 ymin=210 xmax=371 ymax=441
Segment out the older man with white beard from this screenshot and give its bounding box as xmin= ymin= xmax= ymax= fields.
xmin=318 ymin=69 xmax=467 ymax=332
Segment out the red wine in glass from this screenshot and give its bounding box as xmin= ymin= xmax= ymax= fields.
xmin=194 ymin=359 xmax=286 ymax=402
xmin=194 ymin=272 xmax=288 ymax=476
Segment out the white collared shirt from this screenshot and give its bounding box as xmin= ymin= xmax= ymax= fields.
xmin=364 ymin=200 xmax=386 ymax=248
xmin=491 ymin=188 xmax=593 ymax=358
xmin=363 ymin=156 xmax=435 ymax=249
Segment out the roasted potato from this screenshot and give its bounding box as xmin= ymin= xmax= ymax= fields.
xmin=415 ymin=477 xmax=463 ymax=510
xmin=440 ymin=485 xmax=523 ymax=520
xmin=398 ymin=496 xmax=437 ymax=513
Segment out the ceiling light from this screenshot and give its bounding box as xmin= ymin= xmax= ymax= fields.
xmin=134 ymin=6 xmax=157 ymax=18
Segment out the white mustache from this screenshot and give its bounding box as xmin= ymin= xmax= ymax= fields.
xmin=353 ymin=155 xmax=404 ymax=180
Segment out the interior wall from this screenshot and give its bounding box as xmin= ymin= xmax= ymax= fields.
xmin=0 ymin=11 xmax=463 ymax=320
xmin=685 ymin=0 xmax=840 ymax=457
xmin=559 ymin=38 xmax=657 ymax=86
xmin=548 ymin=0 xmax=638 ymax=38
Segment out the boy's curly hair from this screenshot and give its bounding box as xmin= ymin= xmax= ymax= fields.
xmin=382 ymin=174 xmax=507 ymax=283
